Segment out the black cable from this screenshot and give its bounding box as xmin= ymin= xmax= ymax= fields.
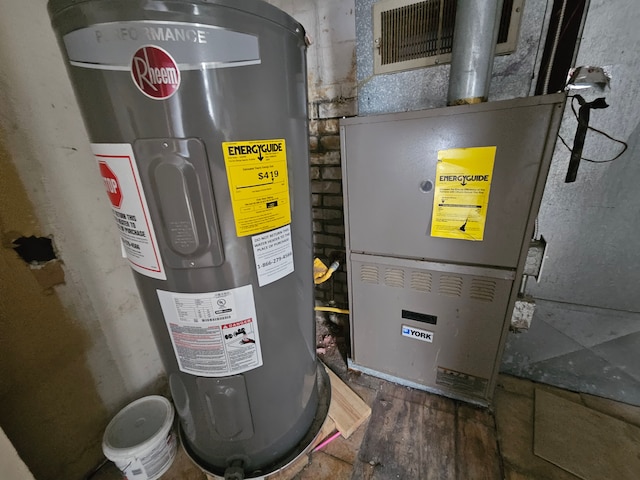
xmin=559 ymin=95 xmax=628 ymax=164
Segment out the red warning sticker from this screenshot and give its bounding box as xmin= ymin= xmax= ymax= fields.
xmin=98 ymin=162 xmax=123 ymax=209
xmin=91 ymin=143 xmax=166 ymax=280
xmin=130 ymin=45 xmax=181 ymax=100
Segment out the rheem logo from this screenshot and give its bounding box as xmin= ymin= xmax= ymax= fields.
xmin=130 ymin=45 xmax=180 ymax=100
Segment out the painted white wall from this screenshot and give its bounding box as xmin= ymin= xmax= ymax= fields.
xmin=267 ymin=0 xmax=357 ymax=115
xmin=0 ymin=1 xmax=163 ymax=409
xmin=0 ymin=428 xmax=34 ymax=480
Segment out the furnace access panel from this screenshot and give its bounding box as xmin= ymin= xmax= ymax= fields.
xmin=340 ymin=94 xmax=564 ymax=404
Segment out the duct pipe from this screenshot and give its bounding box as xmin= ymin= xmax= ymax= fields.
xmin=447 ymin=0 xmax=504 ymax=105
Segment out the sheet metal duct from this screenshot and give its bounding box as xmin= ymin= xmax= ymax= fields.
xmin=48 ymin=1 xmax=327 ymax=478
xmin=448 ymin=0 xmax=504 ymax=105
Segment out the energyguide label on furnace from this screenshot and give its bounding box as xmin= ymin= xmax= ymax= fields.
xmin=431 ymin=146 xmax=496 ymax=241
xmin=157 ymin=285 xmax=263 ymax=377
xmin=222 ymin=139 xmax=290 ymax=237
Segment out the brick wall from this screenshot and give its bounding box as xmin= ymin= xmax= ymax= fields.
xmin=308 ymin=115 xmax=349 ymax=307
xmin=264 ymin=0 xmax=357 ymax=308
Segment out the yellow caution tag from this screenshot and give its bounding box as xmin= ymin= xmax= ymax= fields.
xmin=222 ymin=139 xmax=291 ymax=237
xmin=431 ymin=146 xmax=496 ymax=241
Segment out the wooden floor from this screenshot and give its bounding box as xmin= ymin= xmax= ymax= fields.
xmin=92 ymin=366 xmax=502 ymax=480
xmin=89 ymin=367 xmax=640 ymax=480
xmin=291 ymin=369 xmax=502 ymax=480
xmin=353 ymin=378 xmax=500 ymax=479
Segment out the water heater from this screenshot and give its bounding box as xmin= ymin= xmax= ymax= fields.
xmin=48 ymin=0 xmax=324 ymax=478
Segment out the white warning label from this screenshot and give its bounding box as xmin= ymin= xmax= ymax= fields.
xmin=91 ymin=143 xmax=166 ymax=280
xmin=157 ymin=285 xmax=263 ymax=377
xmin=251 ymin=224 xmax=294 ymax=287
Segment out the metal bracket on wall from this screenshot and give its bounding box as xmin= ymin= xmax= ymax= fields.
xmin=523 ymin=237 xmax=547 ymax=279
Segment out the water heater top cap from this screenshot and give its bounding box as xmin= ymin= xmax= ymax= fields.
xmin=48 ymin=0 xmax=306 ymax=40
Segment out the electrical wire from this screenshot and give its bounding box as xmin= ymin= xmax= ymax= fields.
xmin=558 ymin=95 xmax=629 ymax=163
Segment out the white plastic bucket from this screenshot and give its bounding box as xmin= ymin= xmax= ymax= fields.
xmin=102 ymin=395 xmax=177 ymax=480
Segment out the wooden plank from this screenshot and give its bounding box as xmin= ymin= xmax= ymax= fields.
xmin=455 ymin=403 xmax=502 ymax=480
xmin=534 ymin=389 xmax=640 ymax=480
xmin=325 ymin=365 xmax=371 ymax=438
xmin=311 ymin=417 xmax=337 ymax=449
xmin=294 ymin=451 xmax=353 ymax=480
xmin=352 ymin=385 xmax=456 ymax=480
xmin=267 ymin=454 xmax=310 ymax=480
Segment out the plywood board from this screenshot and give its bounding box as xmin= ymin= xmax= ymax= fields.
xmin=456 ymin=404 xmax=502 ymax=480
xmin=534 ymin=389 xmax=640 ymax=480
xmin=353 ymin=383 xmax=500 ymax=479
xmin=353 ymin=386 xmax=453 ymax=479
xmin=325 ymin=365 xmax=372 ymax=438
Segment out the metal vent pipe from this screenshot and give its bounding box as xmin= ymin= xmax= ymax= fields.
xmin=447 ymin=0 xmax=504 ymax=105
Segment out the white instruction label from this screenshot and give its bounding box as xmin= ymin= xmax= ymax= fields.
xmin=91 ymin=143 xmax=166 ymax=280
xmin=157 ymin=285 xmax=263 ymax=377
xmin=251 ymin=224 xmax=294 ymax=287
xmin=115 ymin=458 xmax=145 ymax=479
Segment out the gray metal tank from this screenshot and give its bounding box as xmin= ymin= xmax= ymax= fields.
xmin=48 ymin=0 xmax=321 ymax=477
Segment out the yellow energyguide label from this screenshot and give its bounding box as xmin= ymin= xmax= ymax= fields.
xmin=222 ymin=139 xmax=290 ymax=237
xmin=431 ymin=146 xmax=496 ymax=241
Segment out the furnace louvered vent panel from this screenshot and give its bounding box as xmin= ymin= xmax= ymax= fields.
xmin=410 ymin=271 xmax=432 ymax=292
xmin=379 ymin=0 xmax=456 ymax=65
xmin=356 ymin=263 xmax=502 ymax=304
xmin=470 ymin=278 xmax=497 ymax=303
xmin=360 ymin=264 xmax=380 ymax=284
xmin=373 ymin=0 xmax=523 ymax=74
xmin=438 ymin=274 xmax=463 ymax=297
xmin=384 ymin=268 xmax=405 ymax=288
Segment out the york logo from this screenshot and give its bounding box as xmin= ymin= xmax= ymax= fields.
xmin=131 ymin=46 xmax=180 ymax=100
xmin=401 ymin=325 xmax=434 ymax=343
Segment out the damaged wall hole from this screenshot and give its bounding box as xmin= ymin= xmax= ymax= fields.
xmin=8 ymin=235 xmax=66 ymax=291
xmin=12 ymin=235 xmax=57 ymax=264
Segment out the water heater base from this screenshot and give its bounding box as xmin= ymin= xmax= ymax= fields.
xmin=182 ymin=362 xmax=331 ymax=480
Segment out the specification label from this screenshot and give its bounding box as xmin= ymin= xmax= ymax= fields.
xmin=157 ymin=285 xmax=262 ymax=377
xmin=251 ymin=225 xmax=294 ymax=287
xmin=222 ymin=139 xmax=290 ymax=237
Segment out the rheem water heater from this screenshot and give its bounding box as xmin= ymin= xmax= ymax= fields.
xmin=48 ymin=1 xmax=325 ymax=478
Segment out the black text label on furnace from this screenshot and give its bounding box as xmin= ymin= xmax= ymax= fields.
xmin=401 ymin=325 xmax=434 ymax=343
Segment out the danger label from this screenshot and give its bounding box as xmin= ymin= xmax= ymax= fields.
xmin=222 ymin=139 xmax=290 ymax=237
xmin=131 ymin=45 xmax=180 ymax=100
xmin=91 ymin=144 xmax=166 ymax=280
xmin=157 ymin=285 xmax=263 ymax=377
xmin=431 ymin=146 xmax=496 ymax=241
